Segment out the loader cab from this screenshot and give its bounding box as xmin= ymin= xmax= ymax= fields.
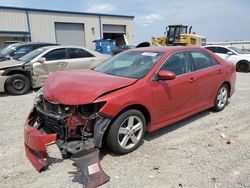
xmin=166 ymin=25 xmax=188 ymax=44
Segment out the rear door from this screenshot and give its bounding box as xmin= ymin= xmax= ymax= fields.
xmin=33 ymin=48 xmax=68 ymax=83
xmin=151 ymin=51 xmax=197 ymax=123
xmin=66 ymin=48 xmax=97 ymax=70
xmin=189 ymin=50 xmax=224 ymax=109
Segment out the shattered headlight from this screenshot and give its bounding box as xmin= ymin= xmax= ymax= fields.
xmin=34 ymin=87 xmax=44 ymax=105
xmin=78 ymin=102 xmax=106 ymax=119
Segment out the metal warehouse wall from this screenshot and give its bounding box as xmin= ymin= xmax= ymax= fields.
xmin=0 ymin=7 xmax=134 ymax=50
xmin=28 ymin=11 xmax=101 ymax=49
xmin=0 ymin=8 xmax=28 ymax=32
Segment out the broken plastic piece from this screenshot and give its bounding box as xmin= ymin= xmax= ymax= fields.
xmin=226 ymin=140 xmax=232 ymax=145
xmin=71 ymin=148 xmax=110 ymax=188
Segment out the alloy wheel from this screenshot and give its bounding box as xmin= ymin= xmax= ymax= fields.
xmin=117 ymin=116 xmax=144 ymax=150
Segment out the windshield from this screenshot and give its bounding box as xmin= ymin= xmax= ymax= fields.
xmin=0 ymin=44 xmax=19 ymax=57
xmin=95 ymin=51 xmax=164 ymax=79
xmin=19 ymin=47 xmax=47 ymax=62
xmin=228 ymin=47 xmax=249 ymax=54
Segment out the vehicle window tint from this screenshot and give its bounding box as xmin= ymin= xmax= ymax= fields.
xmin=13 ymin=46 xmax=33 ymax=57
xmin=190 ymin=51 xmax=214 ymax=70
xmin=161 ymin=51 xmax=192 ymax=76
xmin=44 ymin=49 xmax=66 ymax=61
xmin=210 ymin=57 xmax=219 ymax=65
xmin=216 ymin=47 xmax=230 ymax=54
xmin=68 ymin=48 xmax=94 ymax=59
xmin=205 ymin=47 xmax=216 ymax=53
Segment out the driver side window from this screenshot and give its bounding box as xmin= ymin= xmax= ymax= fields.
xmin=161 ymin=51 xmax=192 ymax=76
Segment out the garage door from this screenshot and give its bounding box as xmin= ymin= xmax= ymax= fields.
xmin=103 ymin=24 xmax=126 ymax=34
xmin=55 ymin=23 xmax=85 ymax=46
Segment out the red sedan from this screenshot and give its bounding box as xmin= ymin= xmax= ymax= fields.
xmin=24 ymin=46 xmax=236 ymax=172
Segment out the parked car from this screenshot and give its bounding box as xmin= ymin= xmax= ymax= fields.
xmin=24 ymin=46 xmax=236 ymax=172
xmin=112 ymin=42 xmax=150 ymax=55
xmin=0 ymin=46 xmax=109 ymax=95
xmin=112 ymin=45 xmax=135 ymax=55
xmin=0 ymin=42 xmax=57 ymax=61
xmin=204 ymin=45 xmax=250 ymax=72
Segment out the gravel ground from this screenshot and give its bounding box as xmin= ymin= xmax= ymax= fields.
xmin=0 ymin=72 xmax=249 ymax=188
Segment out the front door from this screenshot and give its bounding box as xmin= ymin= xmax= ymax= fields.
xmin=33 ymin=48 xmax=68 ymax=86
xmin=151 ymin=51 xmax=197 ymax=124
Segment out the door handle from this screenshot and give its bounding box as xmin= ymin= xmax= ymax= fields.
xmin=188 ymin=77 xmax=196 ymax=83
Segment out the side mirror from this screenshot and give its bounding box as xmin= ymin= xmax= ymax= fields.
xmin=157 ymin=70 xmax=176 ymax=80
xmin=38 ymin=57 xmax=46 ymax=63
xmin=227 ymin=51 xmax=233 ymax=55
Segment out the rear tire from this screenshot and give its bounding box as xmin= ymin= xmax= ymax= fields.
xmin=236 ymin=61 xmax=250 ymax=72
xmin=106 ymin=109 xmax=146 ymax=155
xmin=5 ymin=74 xmax=31 ymax=95
xmin=212 ymin=84 xmax=229 ymax=112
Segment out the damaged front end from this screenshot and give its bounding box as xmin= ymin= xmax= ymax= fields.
xmin=24 ymin=89 xmax=111 ymax=186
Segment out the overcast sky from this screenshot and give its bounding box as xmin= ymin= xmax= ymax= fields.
xmin=0 ymin=0 xmax=250 ymax=44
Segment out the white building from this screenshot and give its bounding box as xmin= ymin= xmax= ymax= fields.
xmin=0 ymin=6 xmax=134 ymax=49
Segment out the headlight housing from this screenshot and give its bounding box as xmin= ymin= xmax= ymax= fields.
xmin=78 ymin=102 xmax=106 ymax=119
xmin=34 ymin=88 xmax=44 ymax=105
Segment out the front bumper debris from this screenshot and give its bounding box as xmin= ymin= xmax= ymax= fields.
xmin=24 ymin=114 xmax=57 ymax=171
xmin=72 ymin=148 xmax=110 ymax=188
xmin=0 ymin=75 xmax=9 ymax=92
xmin=24 ymin=107 xmax=111 ymax=187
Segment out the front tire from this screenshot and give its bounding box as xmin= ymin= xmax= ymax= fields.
xmin=236 ymin=61 xmax=250 ymax=72
xmin=212 ymin=84 xmax=229 ymax=112
xmin=5 ymin=74 xmax=31 ymax=95
xmin=106 ymin=109 xmax=146 ymax=154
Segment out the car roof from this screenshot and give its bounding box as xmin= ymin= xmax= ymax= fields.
xmin=40 ymin=45 xmax=93 ymax=50
xmin=204 ymin=45 xmax=230 ymax=48
xmin=11 ymin=42 xmax=57 ymax=47
xmin=130 ymin=46 xmax=205 ymax=53
xmin=38 ymin=45 xmax=103 ymax=56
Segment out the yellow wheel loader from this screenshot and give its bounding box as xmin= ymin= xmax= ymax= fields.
xmin=151 ymin=25 xmax=206 ymax=46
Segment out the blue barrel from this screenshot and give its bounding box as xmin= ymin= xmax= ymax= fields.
xmin=94 ymin=39 xmax=116 ymax=55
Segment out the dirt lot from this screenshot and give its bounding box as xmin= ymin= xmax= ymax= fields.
xmin=0 ymin=72 xmax=249 ymax=188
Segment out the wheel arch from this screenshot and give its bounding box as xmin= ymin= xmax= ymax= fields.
xmin=5 ymin=69 xmax=31 ymax=78
xmin=236 ymin=60 xmax=250 ymax=72
xmin=112 ymin=104 xmax=151 ymax=126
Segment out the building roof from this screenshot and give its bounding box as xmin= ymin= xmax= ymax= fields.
xmin=0 ymin=5 xmax=135 ymax=19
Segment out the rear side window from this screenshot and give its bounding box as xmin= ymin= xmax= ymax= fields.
xmin=44 ymin=49 xmax=66 ymax=61
xmin=190 ymin=51 xmax=215 ymax=71
xmin=216 ymin=47 xmax=230 ymax=54
xmin=205 ymin=47 xmax=217 ymax=53
xmin=68 ymin=48 xmax=94 ymax=59
xmin=161 ymin=51 xmax=192 ymax=76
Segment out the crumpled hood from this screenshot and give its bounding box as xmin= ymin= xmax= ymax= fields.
xmin=0 ymin=59 xmax=25 ymax=69
xmin=43 ymin=70 xmax=137 ymax=105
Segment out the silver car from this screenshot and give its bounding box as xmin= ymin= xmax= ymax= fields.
xmin=0 ymin=46 xmax=109 ymax=95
